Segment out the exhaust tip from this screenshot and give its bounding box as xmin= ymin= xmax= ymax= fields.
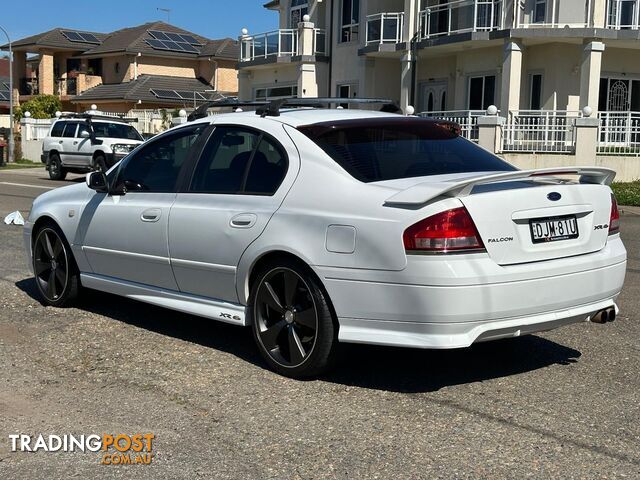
xmin=591 ymin=309 xmax=608 ymax=324
xmin=606 ymin=307 xmax=616 ymax=322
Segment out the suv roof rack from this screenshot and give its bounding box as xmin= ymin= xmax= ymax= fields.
xmin=187 ymin=97 xmax=401 ymax=121
xmin=57 ymin=112 xmax=135 ymax=123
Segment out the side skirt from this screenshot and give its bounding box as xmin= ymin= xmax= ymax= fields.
xmin=80 ymin=273 xmax=247 ymax=326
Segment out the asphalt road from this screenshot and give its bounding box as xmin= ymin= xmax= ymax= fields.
xmin=1 ymin=167 xmax=639 ymax=479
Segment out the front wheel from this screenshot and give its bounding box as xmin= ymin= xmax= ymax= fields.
xmin=250 ymin=259 xmax=339 ymax=378
xmin=94 ymin=154 xmax=107 ymax=173
xmin=33 ymin=224 xmax=80 ymax=307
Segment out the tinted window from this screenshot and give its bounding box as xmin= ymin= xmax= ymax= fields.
xmin=299 ymin=118 xmax=516 ymax=183
xmin=78 ymin=123 xmax=91 ymax=138
xmin=62 ymin=123 xmax=78 ymax=138
xmin=50 ymin=121 xmax=65 ymax=138
xmin=115 ymin=126 xmax=204 ymax=193
xmin=92 ymin=122 xmax=143 ymax=141
xmin=190 ymin=127 xmax=287 ymax=195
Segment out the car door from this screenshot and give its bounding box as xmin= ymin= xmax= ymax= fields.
xmin=168 ymin=121 xmax=297 ymax=303
xmin=73 ymin=122 xmax=94 ymax=166
xmin=78 ymin=125 xmax=207 ymax=290
xmin=58 ymin=122 xmax=79 ymax=165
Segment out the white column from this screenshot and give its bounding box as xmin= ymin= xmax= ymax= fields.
xmin=591 ymin=0 xmax=608 ymax=28
xmin=500 ymin=41 xmax=523 ymax=114
xmin=237 ymin=71 xmax=252 ymax=101
xmin=400 ymin=0 xmax=419 ymax=113
xmin=579 ymin=41 xmax=605 ymax=114
xmin=400 ymin=52 xmax=413 ymax=113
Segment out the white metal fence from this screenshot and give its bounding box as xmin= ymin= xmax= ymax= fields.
xmin=366 ymin=12 xmax=405 ymax=45
xmin=21 ymin=118 xmax=53 ymax=140
xmin=419 ymin=0 xmax=504 ymax=40
xmin=597 ymin=111 xmax=640 ymax=156
xmin=502 ymin=110 xmax=581 ymax=153
xmin=418 ymin=110 xmax=485 ymax=142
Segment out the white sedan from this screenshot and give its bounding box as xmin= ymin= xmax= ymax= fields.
xmin=23 ymin=104 xmax=627 ymax=378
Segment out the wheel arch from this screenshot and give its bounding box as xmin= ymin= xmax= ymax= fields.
xmin=46 ymin=149 xmax=60 ymax=165
xmin=31 ymin=215 xmax=61 ymax=245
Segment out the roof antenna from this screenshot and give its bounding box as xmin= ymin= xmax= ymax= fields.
xmin=157 ymin=7 xmax=171 ymax=23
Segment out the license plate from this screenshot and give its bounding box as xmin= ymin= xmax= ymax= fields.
xmin=529 ymin=215 xmax=579 ymax=243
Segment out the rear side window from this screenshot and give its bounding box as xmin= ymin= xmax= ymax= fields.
xmin=50 ymin=122 xmax=65 ymax=138
xmin=299 ymin=118 xmax=516 ymax=182
xmin=190 ymin=126 xmax=287 ymax=195
xmin=62 ymin=123 xmax=78 ymax=138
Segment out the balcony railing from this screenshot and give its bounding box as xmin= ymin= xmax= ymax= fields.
xmin=19 ymin=78 xmax=39 ymax=96
xmin=503 ymin=110 xmax=582 ymax=153
xmin=597 ymin=111 xmax=640 ymax=156
xmin=419 ymin=0 xmax=503 ymax=40
xmin=418 ymin=110 xmax=486 ymax=142
xmin=240 ymin=28 xmax=327 ymax=62
xmin=56 ymin=77 xmax=77 ymax=96
xmin=366 ymin=12 xmax=405 ymax=45
xmin=606 ymin=0 xmax=640 ymax=29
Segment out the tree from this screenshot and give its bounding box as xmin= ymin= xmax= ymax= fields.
xmin=15 ymin=95 xmax=62 ymax=120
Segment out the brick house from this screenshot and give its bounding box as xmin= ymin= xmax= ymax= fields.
xmin=1 ymin=21 xmax=239 ymax=112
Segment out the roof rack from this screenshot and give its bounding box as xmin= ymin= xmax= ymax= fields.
xmin=57 ymin=112 xmax=135 ymax=123
xmin=187 ymin=97 xmax=401 ymax=121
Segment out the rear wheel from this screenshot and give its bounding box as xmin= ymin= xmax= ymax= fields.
xmin=250 ymin=259 xmax=338 ymax=378
xmin=32 ymin=224 xmax=80 ymax=307
xmin=48 ymin=154 xmax=67 ymax=180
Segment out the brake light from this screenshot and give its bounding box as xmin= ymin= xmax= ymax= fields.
xmin=403 ymin=207 xmax=485 ymax=253
xmin=609 ymin=193 xmax=620 ymax=235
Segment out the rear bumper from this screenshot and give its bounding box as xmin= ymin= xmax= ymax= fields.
xmin=319 ymin=237 xmax=627 ymax=348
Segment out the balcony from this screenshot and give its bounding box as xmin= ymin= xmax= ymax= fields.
xmin=419 ymin=0 xmax=504 ymax=40
xmin=365 ymin=13 xmax=405 ymax=45
xmin=19 ymin=78 xmax=39 ymax=96
xmin=56 ymin=77 xmax=77 ymax=96
xmin=239 ymin=28 xmax=327 ymax=63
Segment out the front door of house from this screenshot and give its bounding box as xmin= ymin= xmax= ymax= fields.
xmin=418 ymin=81 xmax=447 ymax=113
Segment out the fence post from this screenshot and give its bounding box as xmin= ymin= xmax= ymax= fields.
xmin=477 ymin=106 xmax=505 ymax=154
xmin=574 ymin=106 xmax=599 ymax=164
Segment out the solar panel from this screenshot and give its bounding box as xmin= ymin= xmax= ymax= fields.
xmin=61 ymin=30 xmax=101 ymax=44
xmin=0 ymin=91 xmax=10 ymax=100
xmin=146 ymin=39 xmax=168 ymax=49
xmin=175 ymin=91 xmax=206 ymax=100
xmin=165 ymin=32 xmax=184 ymax=42
xmin=148 ymin=30 xmax=171 ymax=41
xmin=177 ymin=42 xmax=199 ymax=53
xmin=145 ymin=36 xmax=201 ymax=54
xmin=178 ymin=34 xmax=200 ymax=45
xmin=150 ymin=89 xmax=181 ymax=99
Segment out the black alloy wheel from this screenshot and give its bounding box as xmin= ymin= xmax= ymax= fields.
xmin=33 ymin=226 xmax=79 ymax=306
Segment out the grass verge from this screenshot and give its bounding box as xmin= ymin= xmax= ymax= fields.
xmin=612 ymin=181 xmax=640 ymax=207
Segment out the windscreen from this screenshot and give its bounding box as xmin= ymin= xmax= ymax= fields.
xmin=92 ymin=122 xmax=143 ymax=141
xmin=298 ymin=118 xmax=516 ymax=182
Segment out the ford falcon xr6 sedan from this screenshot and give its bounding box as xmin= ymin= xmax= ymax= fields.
xmin=24 ymin=99 xmax=627 ymax=378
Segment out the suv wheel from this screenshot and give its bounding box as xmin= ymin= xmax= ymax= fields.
xmin=94 ymin=154 xmax=107 ymax=173
xmin=32 ymin=223 xmax=80 ymax=307
xmin=250 ymin=258 xmax=339 ymax=378
xmin=48 ymin=154 xmax=67 ymax=180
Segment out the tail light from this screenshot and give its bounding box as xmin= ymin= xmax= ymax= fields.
xmin=403 ymin=207 xmax=485 ymax=253
xmin=609 ymin=193 xmax=620 ymax=235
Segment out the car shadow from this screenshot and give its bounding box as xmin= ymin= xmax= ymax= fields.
xmin=15 ymin=278 xmax=581 ymax=393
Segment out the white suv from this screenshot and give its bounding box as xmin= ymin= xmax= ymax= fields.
xmin=41 ymin=114 xmax=144 ymax=180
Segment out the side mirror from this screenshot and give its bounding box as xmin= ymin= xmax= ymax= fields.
xmin=80 ymin=130 xmax=91 ymax=139
xmin=86 ymin=171 xmax=109 ymax=193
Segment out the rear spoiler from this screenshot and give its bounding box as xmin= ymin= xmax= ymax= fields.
xmin=384 ymin=167 xmax=616 ymax=207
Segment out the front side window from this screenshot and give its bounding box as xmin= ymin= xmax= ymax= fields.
xmin=92 ymin=122 xmax=143 ymax=141
xmin=190 ymin=126 xmax=287 ymax=195
xmin=290 ymin=0 xmax=309 ymax=27
xmin=115 ymin=126 xmax=204 ymax=193
xmin=341 ymin=0 xmax=360 ymax=42
xmin=299 ymin=118 xmax=515 ymax=183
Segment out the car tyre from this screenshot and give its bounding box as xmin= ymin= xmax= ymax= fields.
xmin=94 ymin=154 xmax=107 ymax=173
xmin=32 ymin=223 xmax=80 ymax=307
xmin=48 ymin=154 xmax=67 ymax=180
xmin=250 ymin=258 xmax=339 ymax=378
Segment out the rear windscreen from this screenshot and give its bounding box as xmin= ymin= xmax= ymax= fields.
xmin=298 ymin=119 xmax=516 ymax=182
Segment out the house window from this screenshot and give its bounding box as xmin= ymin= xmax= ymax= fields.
xmin=254 ymin=85 xmax=298 ymax=101
xmin=337 ymin=84 xmax=356 ymax=108
xmin=290 ymin=0 xmax=309 ymax=27
xmin=534 ymin=0 xmax=546 ymax=23
xmin=468 ymin=75 xmax=496 ymax=110
xmin=529 ymin=73 xmax=543 ymax=109
xmin=87 ymin=58 xmax=102 ymax=76
xmin=341 ymin=0 xmax=360 ymax=42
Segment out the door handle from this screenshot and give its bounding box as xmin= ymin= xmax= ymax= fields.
xmin=230 ymin=213 xmax=257 ymax=228
xmin=58 ymin=140 xmax=63 ymax=144
xmin=73 ymin=141 xmax=78 ymax=145
xmin=141 ymin=208 xmax=162 ymax=222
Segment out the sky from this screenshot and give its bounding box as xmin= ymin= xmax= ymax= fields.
xmin=0 ymin=0 xmax=276 ymax=45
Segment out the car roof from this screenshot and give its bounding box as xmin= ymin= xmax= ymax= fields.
xmin=189 ymin=107 xmax=402 ymax=128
